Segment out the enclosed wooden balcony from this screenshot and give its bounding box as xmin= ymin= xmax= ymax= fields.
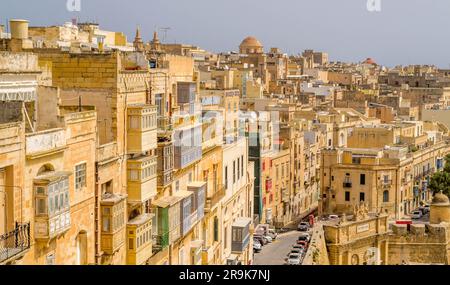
xmin=33 ymin=171 xmax=72 ymax=241
xmin=126 ymin=213 xmax=154 ymax=265
xmin=151 ymin=196 xmax=183 ymax=251
xmin=156 ymin=140 xmax=174 ymax=188
xmin=231 ymin=218 xmax=252 ymax=253
xmin=127 ymin=155 xmax=157 ymax=203
xmin=187 ymin=182 xmax=206 ymax=222
xmin=127 ymin=104 xmax=158 ymax=154
xmin=100 ymin=193 xmax=127 ymax=255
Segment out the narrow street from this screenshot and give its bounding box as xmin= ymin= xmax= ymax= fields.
xmin=253 ymin=230 xmax=300 ymax=265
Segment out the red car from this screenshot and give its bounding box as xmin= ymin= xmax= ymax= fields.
xmin=296 ymin=240 xmax=308 ymax=248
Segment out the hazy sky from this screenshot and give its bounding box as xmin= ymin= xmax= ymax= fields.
xmin=1 ymin=0 xmax=450 ymax=67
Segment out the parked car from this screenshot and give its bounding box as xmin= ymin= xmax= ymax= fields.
xmin=329 ymin=214 xmax=339 ymax=220
xmin=411 ymin=210 xmax=422 ymax=219
xmin=253 ymin=240 xmax=262 ymax=253
xmin=298 ymin=235 xmax=309 ymax=242
xmin=418 ymin=206 xmax=426 ymax=215
xmin=297 ymin=222 xmax=310 ymax=232
xmin=286 ymin=253 xmax=301 ymax=265
xmin=298 ymin=232 xmax=311 ymax=242
xmin=268 ymin=229 xmax=278 ymax=240
xmin=296 ymin=240 xmax=308 ymax=248
xmin=292 ymin=244 xmax=304 ymax=250
xmin=288 ymin=248 xmax=303 ymax=256
xmin=424 ymin=205 xmax=431 ymax=213
xmin=253 ymin=234 xmax=267 ymax=246
xmin=263 ymin=235 xmax=273 ymax=243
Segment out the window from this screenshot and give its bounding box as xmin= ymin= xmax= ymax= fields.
xmin=102 ymin=207 xmax=111 ymax=232
xmin=383 ymin=190 xmax=389 ymax=203
xmin=360 ymin=192 xmax=365 ymax=202
xmin=233 ymin=161 xmax=236 ymax=184
xmin=241 ymin=155 xmax=244 ymax=178
xmin=345 ymin=191 xmax=350 ymax=202
xmin=225 ymin=166 xmax=228 ymax=189
xmin=360 ymin=174 xmax=366 ymax=185
xmin=75 ymin=163 xmax=86 ymax=190
xmin=36 ymin=198 xmax=46 ymax=215
xmin=129 ymin=116 xmax=139 ymax=129
xmin=237 ymin=158 xmax=240 ymax=182
xmin=46 ymin=253 xmax=56 ymax=265
xmin=224 ymin=226 xmax=228 ymax=250
xmin=128 ymin=170 xmax=138 ymax=181
xmin=213 ymin=217 xmax=219 ymax=242
xmin=129 ymin=238 xmax=134 ymax=250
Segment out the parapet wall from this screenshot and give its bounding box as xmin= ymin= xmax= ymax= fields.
xmin=302 ymin=223 xmax=330 ymax=265
xmin=387 ymin=223 xmax=449 ymax=265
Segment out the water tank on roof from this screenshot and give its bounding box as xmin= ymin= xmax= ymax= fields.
xmin=9 ymin=19 xmax=29 ymax=40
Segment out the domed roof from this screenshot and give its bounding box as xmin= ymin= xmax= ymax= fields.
xmin=363 ymin=58 xmax=377 ymax=65
xmin=432 ymin=191 xmax=450 ymax=205
xmin=240 ymin=36 xmax=263 ymax=48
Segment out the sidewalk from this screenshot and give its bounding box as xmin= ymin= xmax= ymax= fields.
xmin=279 ymin=206 xmax=318 ymax=231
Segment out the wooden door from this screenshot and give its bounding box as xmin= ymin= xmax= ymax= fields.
xmin=0 ymin=169 xmax=6 ymax=235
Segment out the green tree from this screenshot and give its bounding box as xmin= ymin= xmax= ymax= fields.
xmin=429 ymin=171 xmax=450 ymax=197
xmin=444 ymin=154 xmax=450 ymax=173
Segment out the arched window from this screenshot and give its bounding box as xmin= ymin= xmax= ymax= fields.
xmin=383 ymin=190 xmax=389 ymax=203
xmin=339 ymin=133 xmax=345 ymax=146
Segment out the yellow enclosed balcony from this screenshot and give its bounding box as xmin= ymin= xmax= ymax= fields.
xmin=100 ymin=193 xmax=127 ymax=255
xmin=127 ymin=104 xmax=157 ymax=154
xmin=33 ymin=171 xmax=72 ymax=241
xmin=126 ymin=213 xmax=154 ymax=265
xmin=127 ymin=155 xmax=157 ymax=203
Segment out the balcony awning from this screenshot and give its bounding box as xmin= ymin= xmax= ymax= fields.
xmin=127 ymin=213 xmax=154 ymax=226
xmin=152 ymin=195 xmax=183 ymax=208
xmin=232 ymin=217 xmax=252 ymax=228
xmin=190 ymin=240 xmax=203 ymax=249
xmin=101 ymin=193 xmax=128 ymax=205
xmin=174 ymin=190 xmax=193 ymax=199
xmin=34 ymin=171 xmax=72 ymax=183
xmin=187 ymin=181 xmax=207 ymax=189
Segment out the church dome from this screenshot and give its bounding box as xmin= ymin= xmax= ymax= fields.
xmin=432 ymin=191 xmax=450 ymax=205
xmin=363 ymin=58 xmax=377 ymax=65
xmin=240 ymin=36 xmax=262 ymax=48
xmin=239 ymin=36 xmax=263 ymax=54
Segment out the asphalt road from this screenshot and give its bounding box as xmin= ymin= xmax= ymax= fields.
xmin=253 ymin=230 xmax=301 ymax=265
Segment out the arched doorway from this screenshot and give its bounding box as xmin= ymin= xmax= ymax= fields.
xmin=76 ymin=230 xmax=88 ymax=265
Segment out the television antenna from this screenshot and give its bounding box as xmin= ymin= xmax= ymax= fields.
xmin=158 ymin=27 xmax=171 ymax=43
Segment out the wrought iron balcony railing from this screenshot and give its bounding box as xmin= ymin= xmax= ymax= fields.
xmin=205 ymin=184 xmax=226 ymax=212
xmin=0 ymin=222 xmax=31 ymax=264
